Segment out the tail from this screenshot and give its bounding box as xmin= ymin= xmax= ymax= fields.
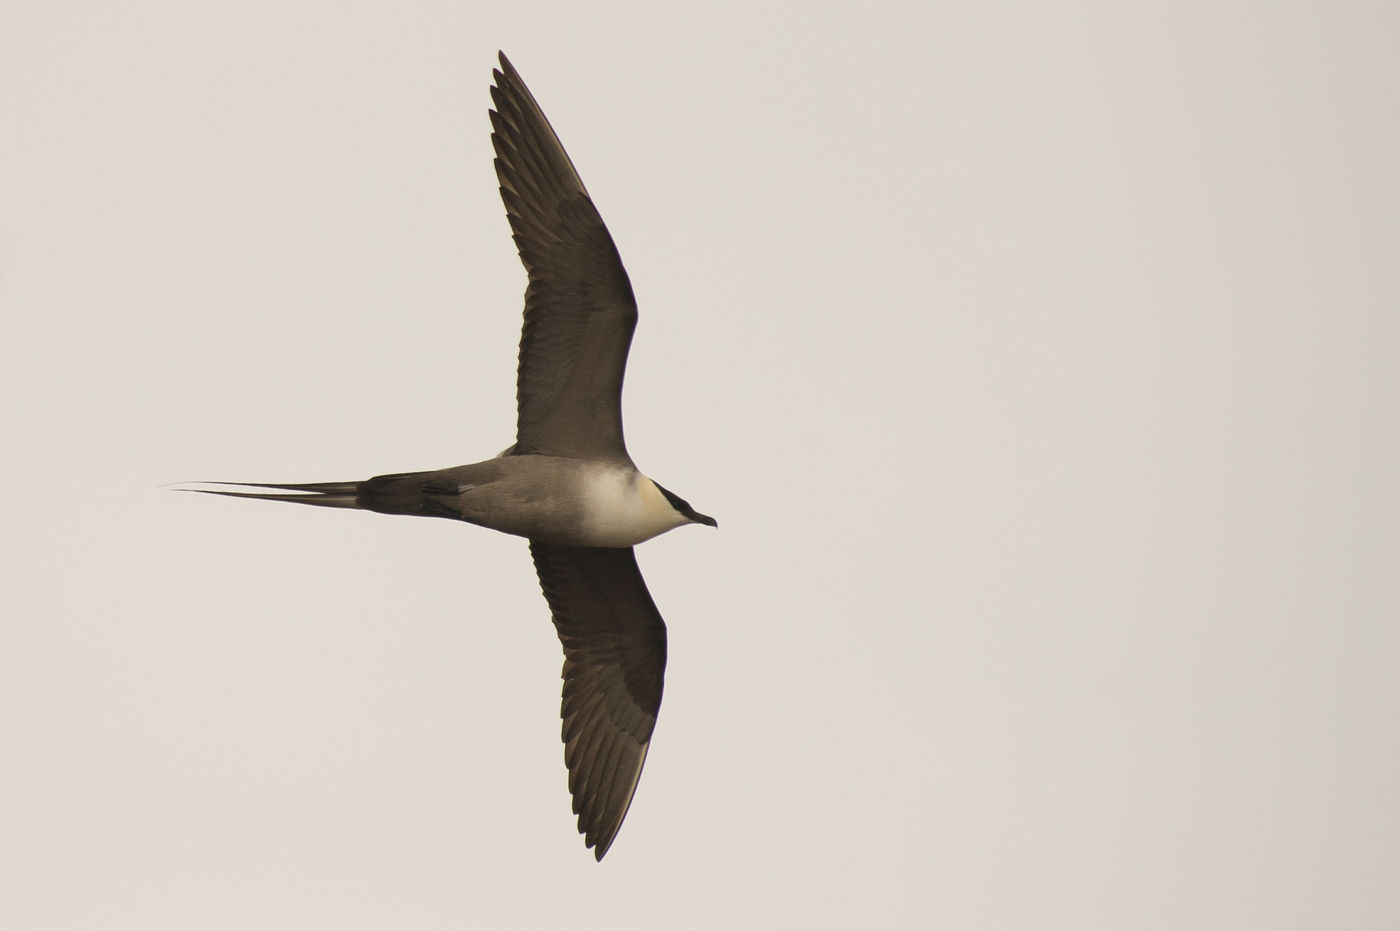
xmin=173 ymin=480 xmax=365 ymax=510
xmin=174 ymin=471 xmax=464 ymax=519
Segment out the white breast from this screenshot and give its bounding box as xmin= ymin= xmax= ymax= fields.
xmin=577 ymin=468 xmax=688 ymax=547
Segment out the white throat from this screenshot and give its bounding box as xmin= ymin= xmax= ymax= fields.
xmin=578 ymin=468 xmax=689 ymax=547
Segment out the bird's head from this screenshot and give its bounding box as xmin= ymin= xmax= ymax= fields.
xmin=653 ymin=482 xmax=717 ymax=529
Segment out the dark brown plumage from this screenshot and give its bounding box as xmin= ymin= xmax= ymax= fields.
xmin=531 ymin=542 xmax=666 ymax=859
xmin=491 ymin=55 xmax=639 ymax=463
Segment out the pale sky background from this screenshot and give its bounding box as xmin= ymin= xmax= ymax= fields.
xmin=3 ymin=2 xmax=1398 ymax=928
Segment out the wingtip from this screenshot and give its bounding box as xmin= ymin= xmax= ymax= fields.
xmin=491 ymin=52 xmax=515 ymax=108
xmin=587 ymin=828 xmax=617 ymax=861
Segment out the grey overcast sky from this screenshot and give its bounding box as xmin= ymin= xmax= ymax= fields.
xmin=3 ymin=2 xmax=1397 ymax=928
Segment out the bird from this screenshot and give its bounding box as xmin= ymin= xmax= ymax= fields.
xmin=180 ymin=52 xmax=716 ymax=861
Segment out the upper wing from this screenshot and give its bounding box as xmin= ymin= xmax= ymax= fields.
xmin=491 ymin=53 xmax=637 ymax=462
xmin=529 ymin=542 xmax=667 ymax=860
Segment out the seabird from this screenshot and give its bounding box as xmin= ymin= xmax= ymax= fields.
xmin=181 ymin=52 xmax=715 ymax=861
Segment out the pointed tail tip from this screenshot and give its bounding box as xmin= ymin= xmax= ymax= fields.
xmin=166 ymin=480 xmax=362 ymax=509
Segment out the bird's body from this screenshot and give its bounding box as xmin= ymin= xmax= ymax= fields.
xmin=180 ymin=53 xmax=714 ymax=860
xmin=202 ymin=455 xmax=704 ymax=548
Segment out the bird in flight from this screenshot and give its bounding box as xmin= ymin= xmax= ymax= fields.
xmin=182 ymin=52 xmax=716 ymax=860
